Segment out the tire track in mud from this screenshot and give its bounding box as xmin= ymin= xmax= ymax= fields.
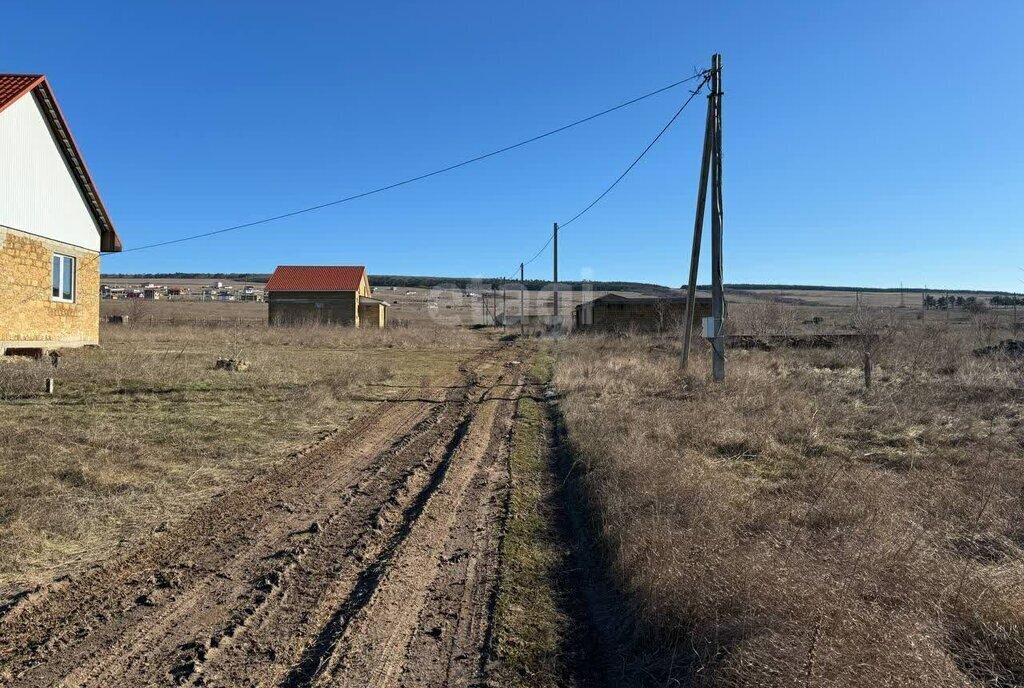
xmin=0 ymin=343 xmax=527 ymax=688
xmin=279 ymin=371 xmax=523 ymax=688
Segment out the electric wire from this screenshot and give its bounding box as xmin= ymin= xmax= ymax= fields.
xmin=505 ymin=71 xmax=711 ymax=281
xmin=113 ymin=71 xmax=709 ymax=256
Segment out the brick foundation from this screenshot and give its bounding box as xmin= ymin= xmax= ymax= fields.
xmin=0 ymin=226 xmax=100 ymax=352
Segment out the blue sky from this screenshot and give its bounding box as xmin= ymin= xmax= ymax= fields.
xmin=3 ymin=1 xmax=1023 ymax=290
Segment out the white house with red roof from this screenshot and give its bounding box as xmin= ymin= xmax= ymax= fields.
xmin=0 ymin=74 xmax=122 ymax=354
xmin=265 ymin=265 xmax=388 ymax=328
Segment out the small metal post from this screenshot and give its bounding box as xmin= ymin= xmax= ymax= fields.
xmin=45 ymin=378 xmax=55 ymax=394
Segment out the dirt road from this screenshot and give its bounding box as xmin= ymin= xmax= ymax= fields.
xmin=0 ymin=342 xmax=531 ymax=687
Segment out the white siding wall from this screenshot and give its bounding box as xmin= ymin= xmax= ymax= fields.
xmin=0 ymin=93 xmax=100 ymax=251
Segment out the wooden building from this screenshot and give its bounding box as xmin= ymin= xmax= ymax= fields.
xmin=0 ymin=74 xmax=122 ymax=355
xmin=265 ymin=265 xmax=388 ymax=327
xmin=572 ymin=293 xmax=712 ymax=333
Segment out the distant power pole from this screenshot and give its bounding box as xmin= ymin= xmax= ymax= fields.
xmin=520 ymin=262 xmax=525 ymax=335
xmin=900 ymin=281 xmax=905 ymax=308
xmin=502 ymin=279 xmax=507 ymax=331
xmin=552 ymin=222 xmax=559 ymax=331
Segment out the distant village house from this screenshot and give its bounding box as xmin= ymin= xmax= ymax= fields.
xmin=0 ymin=74 xmax=121 ymax=355
xmin=573 ymin=293 xmax=712 ymax=332
xmin=265 ymin=266 xmax=388 ymax=328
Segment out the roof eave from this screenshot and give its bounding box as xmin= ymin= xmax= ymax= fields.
xmin=30 ymin=79 xmax=122 ymax=253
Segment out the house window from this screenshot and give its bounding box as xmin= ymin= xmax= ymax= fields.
xmin=52 ymin=254 xmax=75 ymax=303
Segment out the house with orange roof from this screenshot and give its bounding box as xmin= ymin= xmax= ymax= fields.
xmin=0 ymin=74 xmax=122 ymax=355
xmin=265 ymin=265 xmax=388 ymax=328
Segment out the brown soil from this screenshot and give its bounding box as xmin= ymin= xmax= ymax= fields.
xmin=0 ymin=342 xmax=536 ymax=687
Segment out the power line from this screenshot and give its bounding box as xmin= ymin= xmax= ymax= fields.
xmin=507 ymin=72 xmax=711 ymax=280
xmin=113 ymin=71 xmax=709 ymax=256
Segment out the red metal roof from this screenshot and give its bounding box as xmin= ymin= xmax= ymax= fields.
xmin=265 ymin=266 xmax=367 ymax=292
xmin=0 ymin=74 xmax=121 ymax=252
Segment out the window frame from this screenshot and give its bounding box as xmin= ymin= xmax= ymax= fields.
xmin=51 ymin=253 xmax=76 ymax=303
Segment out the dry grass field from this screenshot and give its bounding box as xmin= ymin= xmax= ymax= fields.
xmin=552 ymin=308 xmax=1024 ymax=686
xmin=0 ymin=322 xmax=484 ymax=598
xmin=5 ymin=287 xmax=1023 ymax=685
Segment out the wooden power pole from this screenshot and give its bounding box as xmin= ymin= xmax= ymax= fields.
xmin=552 ymin=222 xmax=559 ymax=331
xmin=709 ymin=53 xmax=725 ymax=382
xmin=681 ymin=53 xmax=725 ymax=381
xmin=681 ymin=70 xmax=715 ymax=369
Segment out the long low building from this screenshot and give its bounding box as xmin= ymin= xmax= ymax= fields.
xmin=265 ymin=265 xmax=388 ymax=328
xmin=573 ymin=293 xmax=713 ymax=332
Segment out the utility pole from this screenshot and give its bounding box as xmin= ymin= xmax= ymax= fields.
xmin=681 ymin=74 xmax=715 ymax=370
xmin=680 ymin=53 xmax=725 ymax=381
xmin=709 ymin=53 xmax=725 ymax=382
xmin=502 ymin=279 xmax=507 ymax=331
xmin=900 ymin=281 xmax=905 ymax=308
xmin=520 ymin=262 xmax=525 ymax=335
xmin=552 ymin=222 xmax=559 ymax=332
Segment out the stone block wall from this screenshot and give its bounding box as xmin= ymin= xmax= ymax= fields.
xmin=0 ymin=225 xmax=100 ymax=350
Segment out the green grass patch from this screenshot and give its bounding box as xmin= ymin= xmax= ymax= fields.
xmin=491 ymin=362 xmax=569 ymax=687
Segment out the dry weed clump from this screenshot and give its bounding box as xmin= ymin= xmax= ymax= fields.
xmin=0 ymin=358 xmax=53 ymax=400
xmin=553 ymin=320 xmax=1024 ymax=686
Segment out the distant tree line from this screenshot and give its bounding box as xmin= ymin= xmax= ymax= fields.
xmin=102 ymin=272 xmax=679 ymax=295
xmin=104 ymin=272 xmax=271 ymax=282
xmin=991 ymin=295 xmax=1024 ymax=307
xmin=370 ymin=275 xmax=678 ymax=294
xmin=719 ymin=283 xmax=1010 ymax=297
xmin=923 ymin=295 xmax=988 ymax=313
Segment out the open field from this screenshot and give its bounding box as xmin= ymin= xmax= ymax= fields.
xmin=99 ymin=279 xmax=1023 ymax=334
xmin=100 ymin=285 xmax=659 ymax=328
xmin=551 ymin=314 xmax=1024 ymax=686
xmin=4 ymin=291 xmax=1024 ymax=686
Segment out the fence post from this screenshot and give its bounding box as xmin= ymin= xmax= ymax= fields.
xmin=863 ymin=351 xmax=872 ymax=389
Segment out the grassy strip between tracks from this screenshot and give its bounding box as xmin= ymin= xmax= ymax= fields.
xmin=491 ymin=348 xmax=571 ymax=688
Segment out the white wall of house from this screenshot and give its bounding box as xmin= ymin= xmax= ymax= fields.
xmin=0 ymin=92 xmax=101 ymax=251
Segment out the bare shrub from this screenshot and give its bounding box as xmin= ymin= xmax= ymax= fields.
xmin=122 ymin=297 xmax=152 ymax=328
xmin=728 ymin=299 xmax=803 ymax=336
xmin=0 ymin=358 xmax=51 ymax=400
